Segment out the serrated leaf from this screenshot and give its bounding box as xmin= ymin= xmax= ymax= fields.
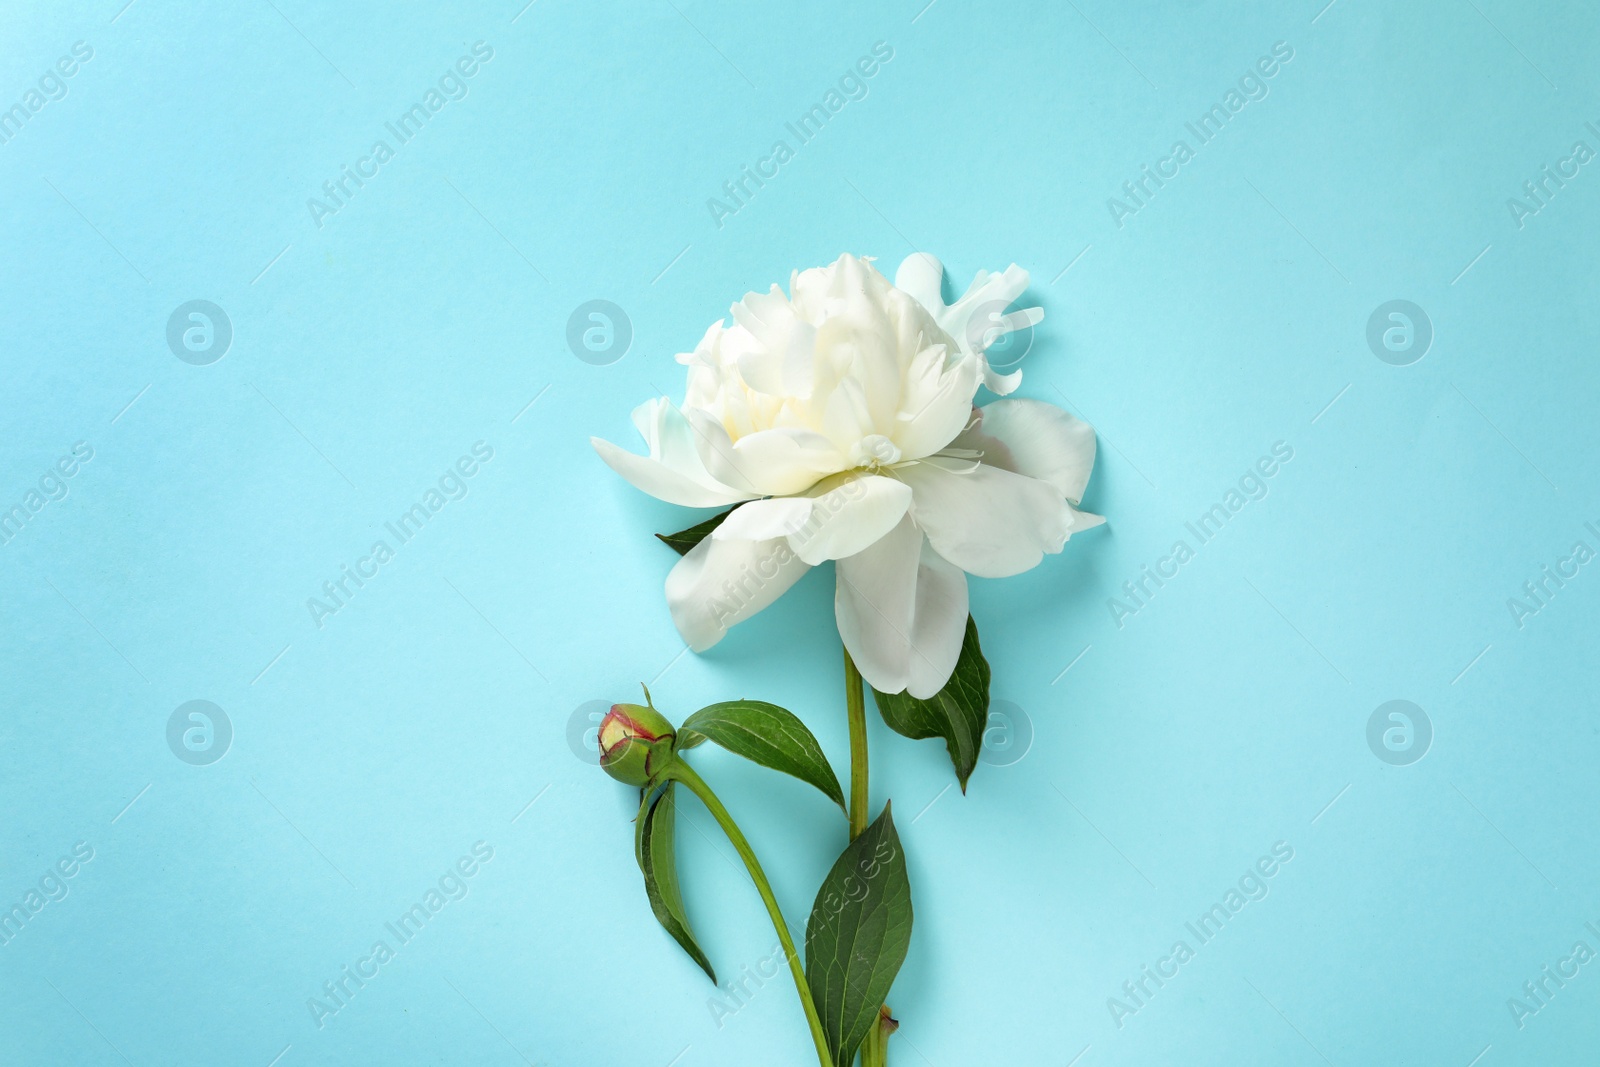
xmin=655 ymin=506 xmax=738 ymax=555
xmin=680 ymin=701 xmax=845 ymax=812
xmin=872 ymin=615 xmax=990 ymax=791
xmin=804 ymin=804 xmax=913 ymax=1066
xmin=634 ymin=781 xmax=715 ymax=982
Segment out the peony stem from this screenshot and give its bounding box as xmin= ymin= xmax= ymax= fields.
xmin=669 ymin=760 xmax=834 ymax=1067
xmin=843 ymin=648 xmax=891 ymax=1067
xmin=844 ymin=648 xmax=869 ymax=839
xmin=864 ymin=1012 xmax=891 ymax=1064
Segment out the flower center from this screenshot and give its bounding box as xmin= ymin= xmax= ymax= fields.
xmin=851 ymin=434 xmax=902 ymax=470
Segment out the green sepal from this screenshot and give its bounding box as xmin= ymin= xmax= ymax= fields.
xmin=634 ymin=780 xmax=715 ymax=982
xmin=655 ymin=506 xmax=738 ymax=555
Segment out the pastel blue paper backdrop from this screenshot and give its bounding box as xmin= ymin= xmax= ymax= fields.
xmin=3 ymin=1 xmax=1599 ymax=1064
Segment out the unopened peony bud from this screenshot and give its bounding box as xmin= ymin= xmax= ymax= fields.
xmin=597 ymin=702 xmax=676 ymax=786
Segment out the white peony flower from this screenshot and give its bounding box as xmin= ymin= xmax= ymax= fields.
xmin=592 ymin=253 xmax=1102 ymax=698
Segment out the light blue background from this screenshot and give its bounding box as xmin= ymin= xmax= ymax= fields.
xmin=3 ymin=0 xmax=1599 ymax=1064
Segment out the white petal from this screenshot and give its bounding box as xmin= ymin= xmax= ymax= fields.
xmin=891 ymin=342 xmax=980 ymax=461
xmin=591 ymin=401 xmax=749 ymax=508
xmin=817 ymin=306 xmax=901 ymax=434
xmin=591 ymin=437 xmax=736 ymax=508
xmin=906 ymin=540 xmax=969 ymax=699
xmin=787 ymin=473 xmax=912 ymax=565
xmin=731 ymin=286 xmax=817 ymax=399
xmin=633 ymin=398 xmax=720 ymax=479
xmin=950 ymin=265 xmax=1038 ymax=354
xmin=834 ymin=516 xmax=919 ymax=694
xmin=690 ymin=413 xmax=846 ymax=497
xmin=949 ymin=398 xmax=1097 ymax=504
xmin=665 ymin=534 xmax=810 ymax=651
xmin=713 ymin=497 xmax=813 ymax=541
xmin=980 ymin=359 xmax=1023 ymax=396
xmin=894 ymin=253 xmax=946 ymax=310
xmin=818 ymin=374 xmax=876 ymax=455
xmin=834 ymin=517 xmax=969 ymax=697
xmin=1068 ymin=505 xmax=1106 ymax=533
xmin=898 ymin=456 xmax=1075 ymax=578
xmin=894 ymin=255 xmax=1042 ymax=394
xmin=682 ymin=409 xmax=761 ymax=497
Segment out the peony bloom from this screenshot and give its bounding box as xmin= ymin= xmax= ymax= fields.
xmin=593 ymin=253 xmax=1102 ymax=698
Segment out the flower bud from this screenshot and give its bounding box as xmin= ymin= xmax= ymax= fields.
xmin=597 ymin=703 xmax=677 ymax=786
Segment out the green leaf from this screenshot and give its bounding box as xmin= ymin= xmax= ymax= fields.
xmin=872 ymin=615 xmax=991 ymax=791
xmin=680 ymin=701 xmax=845 ymax=812
xmin=804 ymin=804 xmax=913 ymax=1066
xmin=655 ymin=506 xmax=738 ymax=555
xmin=634 ymin=781 xmax=715 ymax=982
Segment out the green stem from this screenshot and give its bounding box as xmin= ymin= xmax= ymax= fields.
xmin=845 ymin=648 xmax=869 ymax=839
xmin=670 ymin=761 xmax=834 ymax=1067
xmin=866 ymin=1013 xmax=891 ymax=1064
xmin=843 ymin=649 xmax=890 ymax=1067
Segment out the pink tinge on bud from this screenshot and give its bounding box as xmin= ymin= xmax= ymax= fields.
xmin=596 ymin=702 xmax=676 ymax=786
xmin=598 ymin=706 xmax=663 ymax=757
